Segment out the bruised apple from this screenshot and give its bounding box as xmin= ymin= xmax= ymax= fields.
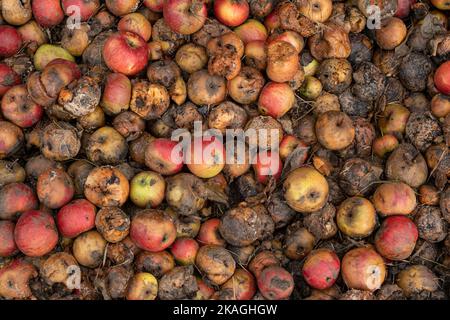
xmin=283 ymin=167 xmax=329 ymax=213
xmin=372 ymin=182 xmax=417 ymax=216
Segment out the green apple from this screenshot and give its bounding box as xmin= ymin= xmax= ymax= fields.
xmin=130 ymin=171 xmax=165 ymax=208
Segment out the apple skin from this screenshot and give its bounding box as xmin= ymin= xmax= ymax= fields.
xmin=0 ymin=64 xmax=21 ymax=97
xmin=257 ymin=266 xmax=294 ymax=300
xmin=258 ymin=82 xmax=295 ymax=118
xmin=0 ymin=26 xmax=23 ymax=58
xmin=144 ymin=0 xmax=165 ymax=12
xmin=1 ymin=84 xmax=44 ymax=128
xmin=130 ymin=171 xmax=166 ymax=208
xmin=374 ymin=216 xmax=418 ymax=261
xmin=234 ymin=19 xmax=268 ymax=44
xmin=430 ymin=0 xmax=450 ymax=10
xmin=163 ymin=0 xmax=208 ymax=35
xmin=170 ymin=237 xmax=199 ymax=265
xmin=144 ymin=138 xmax=184 ymax=176
xmin=252 ymin=151 xmax=282 ymax=184
xmin=302 ymin=249 xmax=340 ymax=290
xmin=61 ymin=0 xmax=100 ymax=21
xmin=197 ymin=218 xmax=226 ymax=246
xmin=341 ymin=247 xmax=386 ymax=291
xmin=434 ymin=61 xmax=450 ymax=95
xmin=102 ymin=32 xmax=149 ymax=76
xmin=186 ymin=136 xmax=226 ymax=179
xmin=395 ymin=0 xmax=416 ymax=18
xmin=130 ymin=209 xmax=177 ymax=252
xmin=214 ymin=0 xmax=250 ymax=27
xmin=0 ymin=221 xmax=19 ymax=257
xmin=0 ymin=182 xmax=38 ymax=220
xmin=14 ymin=210 xmax=59 ymax=257
xmin=32 ymin=0 xmax=65 ymax=28
xmin=56 ymin=199 xmax=97 ymax=239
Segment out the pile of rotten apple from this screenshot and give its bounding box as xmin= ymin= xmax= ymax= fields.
xmin=0 ymin=0 xmax=450 ymax=301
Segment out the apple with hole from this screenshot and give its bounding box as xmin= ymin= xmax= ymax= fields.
xmin=341 ymin=246 xmax=386 ymax=291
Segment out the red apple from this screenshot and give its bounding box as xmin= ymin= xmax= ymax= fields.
xmin=374 ymin=216 xmax=418 ymax=261
xmin=14 ymin=210 xmax=59 ymax=257
xmin=186 ymin=136 xmax=226 ymax=179
xmin=269 ymin=31 xmax=304 ymax=53
xmin=214 ymin=0 xmax=250 ymax=27
xmin=105 ymin=0 xmax=140 ymax=16
xmin=144 ymin=0 xmax=165 ymax=12
xmin=36 ymin=168 xmax=75 ymax=209
xmin=130 ymin=209 xmax=177 ymax=252
xmin=434 ymin=61 xmax=450 ymax=95
xmin=341 ymin=247 xmax=386 ymax=291
xmin=0 ymin=25 xmax=23 ymax=58
xmin=62 ymin=0 xmax=100 ymax=21
xmin=170 ymin=237 xmax=199 ymax=265
xmin=395 ymin=0 xmax=416 ymax=18
xmin=144 ymin=138 xmax=184 ymax=175
xmin=302 ymin=249 xmax=340 ymax=290
xmin=197 ymin=218 xmax=226 ymax=246
xmin=1 ymin=84 xmax=44 ymax=128
xmin=32 ymin=0 xmax=65 ymax=27
xmin=0 ymin=182 xmax=38 ymax=220
xmin=221 ymin=269 xmax=256 ymax=300
xmin=0 ymin=221 xmax=18 ymax=257
xmin=101 ymin=72 xmax=132 ymax=115
xmin=257 ymin=266 xmax=294 ymax=300
xmin=163 ymin=0 xmax=208 ymax=35
xmin=0 ymin=63 xmax=21 ymax=97
xmin=252 ymin=151 xmax=282 ymax=184
xmin=264 ymin=9 xmax=280 ymax=32
xmin=103 ymin=32 xmax=149 ymax=76
xmin=258 ymin=82 xmax=295 ymax=118
xmin=56 ymin=199 xmax=97 ymax=238
xmin=118 ymin=13 xmax=153 ymax=42
xmin=234 ymin=19 xmax=268 ymax=44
